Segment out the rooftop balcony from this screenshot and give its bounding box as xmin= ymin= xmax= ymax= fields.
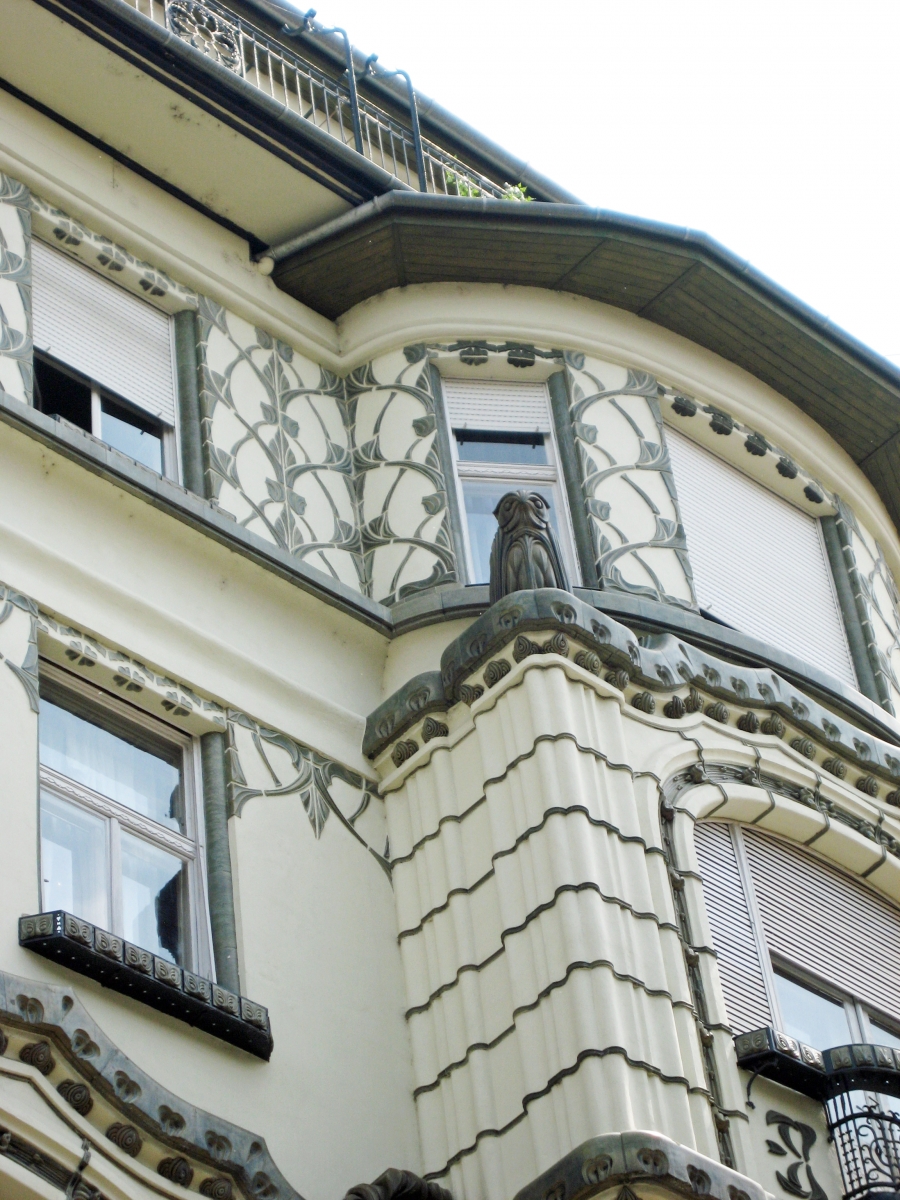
xmin=124 ymin=0 xmax=518 ymax=199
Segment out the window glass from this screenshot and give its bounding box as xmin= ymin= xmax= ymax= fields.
xmin=775 ymin=972 xmax=852 ymax=1049
xmin=101 ymin=398 xmax=163 ymax=474
xmin=461 ymin=481 xmax=559 ymax=584
xmin=121 ymin=832 xmax=186 ymax=965
xmin=455 ymin=430 xmax=547 ymax=465
xmin=40 ymin=698 xmax=183 ymax=831
xmin=871 ymin=1021 xmax=900 ymax=1051
xmin=40 ymin=792 xmax=109 ymax=927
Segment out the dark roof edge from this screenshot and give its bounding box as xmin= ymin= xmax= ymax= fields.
xmin=240 ymin=0 xmax=582 ymax=204
xmin=265 ymin=192 xmax=900 ymax=398
xmin=42 ymin=0 xmax=411 ymax=207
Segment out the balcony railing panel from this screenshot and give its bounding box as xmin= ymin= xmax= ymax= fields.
xmin=124 ymin=0 xmax=509 ymax=198
xmin=828 ymin=1092 xmax=900 ymax=1200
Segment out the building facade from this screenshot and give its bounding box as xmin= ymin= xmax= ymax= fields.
xmin=2 ymin=4 xmax=900 ymax=1200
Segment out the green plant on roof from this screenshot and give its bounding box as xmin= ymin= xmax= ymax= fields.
xmin=500 ymin=182 xmax=532 ymax=202
xmin=444 ymin=170 xmax=532 ymax=201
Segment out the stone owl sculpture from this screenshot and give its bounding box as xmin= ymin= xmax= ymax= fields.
xmin=488 ymin=490 xmax=570 ymax=604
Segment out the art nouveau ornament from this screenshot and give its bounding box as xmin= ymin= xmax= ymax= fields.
xmin=488 ymin=490 xmax=570 ymax=603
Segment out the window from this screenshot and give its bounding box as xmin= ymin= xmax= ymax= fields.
xmin=38 ymin=665 xmax=209 ymax=973
xmin=694 ymin=822 xmax=900 ymax=1041
xmin=666 ymin=427 xmax=856 ymax=688
xmin=34 ymin=354 xmax=166 ymax=474
xmin=31 ymin=240 xmax=177 ymax=478
xmin=442 ymin=378 xmax=577 ymax=584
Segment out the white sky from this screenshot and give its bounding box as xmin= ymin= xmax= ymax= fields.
xmin=309 ymin=0 xmax=900 ymax=367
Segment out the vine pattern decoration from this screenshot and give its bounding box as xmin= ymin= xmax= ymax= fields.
xmin=199 ymin=311 xmax=457 ymax=605
xmin=0 ymin=172 xmax=32 ymax=405
xmin=562 ymin=353 xmax=696 ymax=608
xmin=0 ymin=581 xmax=38 ymax=713
xmin=226 ymin=710 xmax=387 ymax=873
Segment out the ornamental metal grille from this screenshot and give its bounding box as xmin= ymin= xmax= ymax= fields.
xmin=124 ymin=0 xmax=509 ymax=197
xmin=827 ymin=1091 xmax=900 ymax=1200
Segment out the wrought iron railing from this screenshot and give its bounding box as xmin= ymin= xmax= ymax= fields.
xmin=124 ymin=0 xmax=513 ymax=199
xmin=827 ymin=1093 xmax=900 ymax=1200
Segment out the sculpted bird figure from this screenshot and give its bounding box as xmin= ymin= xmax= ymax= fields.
xmin=488 ymin=490 xmax=570 ymax=604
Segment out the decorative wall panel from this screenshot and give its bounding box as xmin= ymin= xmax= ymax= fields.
xmin=0 ymin=173 xmax=31 ymax=404
xmin=563 ymin=354 xmax=695 ymax=607
xmin=198 ymin=296 xmax=362 ymax=592
xmin=347 ymin=347 xmax=456 ymax=606
xmin=200 ymin=323 xmax=458 ymax=605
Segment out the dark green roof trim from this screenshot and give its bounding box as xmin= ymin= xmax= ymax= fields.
xmin=266 ymin=192 xmax=900 ymax=531
xmin=32 ymin=0 xmax=411 ymax=210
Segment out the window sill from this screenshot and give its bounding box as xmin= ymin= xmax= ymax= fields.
xmin=19 ymin=911 xmax=272 ymax=1060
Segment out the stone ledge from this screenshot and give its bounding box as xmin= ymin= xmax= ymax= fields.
xmin=511 ymin=1132 xmax=768 ymax=1200
xmin=19 ymin=911 xmax=272 ymax=1060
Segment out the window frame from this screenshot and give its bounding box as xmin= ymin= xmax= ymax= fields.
xmin=441 ymin=378 xmax=581 ymax=586
xmin=34 ymin=350 xmax=179 ymax=481
xmin=37 ymin=661 xmax=213 ymax=978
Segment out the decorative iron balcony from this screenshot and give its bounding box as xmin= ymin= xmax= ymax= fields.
xmin=736 ymin=1028 xmax=900 ymax=1200
xmin=828 ymin=1092 xmax=900 ymax=1200
xmin=124 ymin=0 xmax=515 ymax=199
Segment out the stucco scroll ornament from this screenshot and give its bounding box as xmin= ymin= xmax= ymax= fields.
xmin=489 ymin=490 xmax=570 ymax=604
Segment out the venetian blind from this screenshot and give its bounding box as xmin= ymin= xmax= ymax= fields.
xmin=666 ymin=427 xmax=856 ymax=689
xmin=743 ymin=827 xmax=900 ymax=1026
xmin=694 ymin=821 xmax=772 ymax=1033
xmin=442 ymin=379 xmax=551 ymax=432
xmin=31 ymin=240 xmax=176 ymax=425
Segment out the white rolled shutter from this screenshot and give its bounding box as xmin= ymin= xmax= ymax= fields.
xmin=743 ymin=827 xmax=900 ymax=1025
xmin=31 ymin=240 xmax=176 ymax=425
xmin=666 ymin=427 xmax=856 ymax=688
xmin=694 ymin=821 xmax=772 ymax=1033
xmin=442 ymin=379 xmax=551 ymax=432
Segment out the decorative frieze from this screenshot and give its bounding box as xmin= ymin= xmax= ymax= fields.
xmin=0 ymin=968 xmax=301 ymax=1199
xmin=29 ymin=194 xmax=197 ymax=314
xmin=367 ymin=587 xmax=900 ymax=801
